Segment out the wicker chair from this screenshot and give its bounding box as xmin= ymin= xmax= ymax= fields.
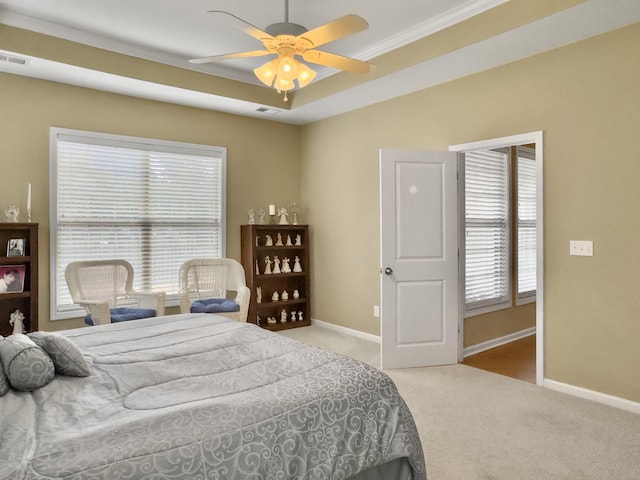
xmin=65 ymin=259 xmax=166 ymax=326
xmin=178 ymin=258 xmax=250 ymax=322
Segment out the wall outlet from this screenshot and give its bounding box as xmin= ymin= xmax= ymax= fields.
xmin=373 ymin=305 xmax=380 ymax=317
xmin=569 ymin=240 xmax=593 ymax=256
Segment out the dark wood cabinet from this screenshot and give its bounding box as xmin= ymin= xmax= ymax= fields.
xmin=241 ymin=224 xmax=310 ymax=331
xmin=0 ymin=223 xmax=38 ymax=336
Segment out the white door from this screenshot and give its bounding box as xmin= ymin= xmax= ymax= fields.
xmin=380 ymin=149 xmax=460 ymax=369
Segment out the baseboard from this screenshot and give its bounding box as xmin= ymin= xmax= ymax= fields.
xmin=463 ymin=327 xmax=536 ymax=358
xmin=310 ymin=319 xmax=640 ymax=413
xmin=544 ymin=379 xmax=640 ymax=415
xmin=311 ymin=318 xmax=381 ymax=344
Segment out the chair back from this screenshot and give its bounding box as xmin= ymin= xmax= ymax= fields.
xmin=179 ymin=258 xmax=246 ymax=300
xmin=65 ymin=259 xmax=135 ymax=308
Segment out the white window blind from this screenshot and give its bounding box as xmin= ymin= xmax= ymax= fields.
xmin=516 ymin=146 xmax=537 ymax=302
xmin=464 ymin=149 xmax=511 ymax=312
xmin=51 ymin=128 xmax=226 ymax=319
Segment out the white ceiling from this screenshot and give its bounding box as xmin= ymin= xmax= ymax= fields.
xmin=1 ymin=0 xmax=639 ymax=125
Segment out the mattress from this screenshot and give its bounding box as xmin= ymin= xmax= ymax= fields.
xmin=0 ymin=314 xmax=426 ymax=479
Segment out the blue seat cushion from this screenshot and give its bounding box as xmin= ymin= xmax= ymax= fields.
xmin=84 ymin=307 xmax=156 ymax=326
xmin=190 ymin=298 xmax=240 ymax=314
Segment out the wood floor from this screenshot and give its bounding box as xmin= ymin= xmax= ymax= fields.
xmin=462 ymin=334 xmax=536 ymax=384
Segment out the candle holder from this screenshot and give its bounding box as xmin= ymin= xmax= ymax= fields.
xmin=268 ymin=204 xmax=277 ymax=224
xmin=27 ymin=208 xmax=32 ymax=223
xmin=291 ymin=202 xmax=300 ymax=225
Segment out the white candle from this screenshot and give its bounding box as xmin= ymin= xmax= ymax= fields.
xmin=269 ymin=204 xmax=276 ymax=216
xmin=27 ymin=183 xmax=31 ymax=210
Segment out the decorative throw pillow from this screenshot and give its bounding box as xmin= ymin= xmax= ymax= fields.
xmin=29 ymin=332 xmax=90 ymax=377
xmin=0 ymin=334 xmax=55 ymax=391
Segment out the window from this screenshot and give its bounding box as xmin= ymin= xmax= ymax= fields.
xmin=464 ymin=146 xmax=537 ymax=316
xmin=516 ymin=146 xmax=537 ymax=303
xmin=464 ymin=148 xmax=511 ymax=314
xmin=50 ymin=128 xmax=226 ymax=319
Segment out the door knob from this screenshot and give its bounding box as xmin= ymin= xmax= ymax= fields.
xmin=384 ymin=267 xmax=393 ymax=275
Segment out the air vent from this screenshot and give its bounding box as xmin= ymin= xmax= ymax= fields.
xmin=0 ymin=53 xmax=29 ymax=66
xmin=255 ymin=107 xmax=279 ymax=115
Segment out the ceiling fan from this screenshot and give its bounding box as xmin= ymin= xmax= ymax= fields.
xmin=189 ymin=0 xmax=373 ymax=100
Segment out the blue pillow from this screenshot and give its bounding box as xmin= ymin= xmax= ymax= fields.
xmin=190 ymin=298 xmax=240 ymax=314
xmin=84 ymin=307 xmax=156 ymax=326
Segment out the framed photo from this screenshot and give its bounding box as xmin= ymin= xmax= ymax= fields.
xmin=0 ymin=265 xmax=25 ymax=294
xmin=7 ymin=238 xmax=26 ymax=256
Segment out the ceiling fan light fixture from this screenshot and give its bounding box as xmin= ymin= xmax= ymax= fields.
xmin=193 ymin=4 xmax=371 ymax=100
xmin=277 ymin=54 xmax=299 ymax=82
xmin=296 ymin=62 xmax=317 ymax=88
xmin=276 ymin=77 xmax=295 ymax=92
xmin=254 ymin=59 xmax=279 ymax=86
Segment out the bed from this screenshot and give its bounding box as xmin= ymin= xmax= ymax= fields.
xmin=0 ymin=313 xmax=426 ymax=479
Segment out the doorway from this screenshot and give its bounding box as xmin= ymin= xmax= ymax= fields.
xmin=450 ymin=131 xmax=543 ymax=385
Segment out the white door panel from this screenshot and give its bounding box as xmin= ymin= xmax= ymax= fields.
xmin=380 ymin=149 xmax=460 ymax=369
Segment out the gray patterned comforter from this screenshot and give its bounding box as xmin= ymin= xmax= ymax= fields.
xmin=0 ymin=314 xmax=426 ymax=479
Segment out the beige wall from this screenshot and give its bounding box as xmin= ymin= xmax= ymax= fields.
xmin=301 ymin=23 xmax=640 ymax=402
xmin=0 ymin=73 xmax=301 ymax=331
xmin=2 ymin=20 xmax=639 ymax=404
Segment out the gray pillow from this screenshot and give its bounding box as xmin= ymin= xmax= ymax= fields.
xmin=0 ymin=334 xmax=55 ymax=391
xmin=0 ymin=335 xmax=7 ymax=396
xmin=0 ymin=356 xmax=9 ymax=396
xmin=29 ymin=331 xmax=90 ymax=377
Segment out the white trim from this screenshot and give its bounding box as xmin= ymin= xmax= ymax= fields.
xmin=463 ymin=327 xmax=535 ymax=358
xmin=450 ymin=130 xmax=544 ymax=386
xmin=352 ymin=0 xmax=509 ymax=64
xmin=311 ymin=318 xmax=381 ymax=344
xmin=544 ymin=379 xmax=640 ymax=415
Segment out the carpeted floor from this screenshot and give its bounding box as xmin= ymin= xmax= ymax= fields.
xmin=281 ymin=325 xmax=640 ymax=480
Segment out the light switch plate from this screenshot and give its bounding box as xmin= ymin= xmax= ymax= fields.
xmin=570 ymin=240 xmax=593 ymax=256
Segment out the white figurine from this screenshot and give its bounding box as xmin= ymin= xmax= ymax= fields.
xmin=295 ymin=234 xmax=302 ymax=246
xmin=275 ymin=232 xmax=284 ymax=246
xmin=4 ymin=205 xmax=19 ymax=223
xmin=264 ymin=256 xmax=272 ymax=275
xmin=285 ymin=234 xmax=293 ymax=246
xmin=267 ymin=316 xmax=277 ymax=325
xmin=278 ymin=207 xmax=289 ymax=225
xmin=258 ymin=209 xmax=266 ymax=224
xmin=298 ymin=311 xmax=304 ymax=321
xmin=272 ymin=291 xmax=280 ymax=302
xmin=282 ymin=257 xmax=291 ymax=273
xmin=265 ymin=234 xmax=273 ymax=247
xmin=272 ymin=256 xmax=281 ymax=274
xmin=248 ymin=209 xmax=255 ymax=224
xmin=255 ymin=259 xmax=260 ymax=275
xmin=280 ymin=309 xmax=287 ymax=323
xmin=256 ymin=286 xmax=262 ymax=304
xmin=293 ymin=289 xmax=300 ymax=299
xmin=281 ymin=290 xmax=289 ymax=301
xmin=9 ymin=310 xmax=25 ymax=334
xmin=293 ymin=256 xmax=302 ymax=272
xmin=290 ymin=311 xmax=297 ymax=322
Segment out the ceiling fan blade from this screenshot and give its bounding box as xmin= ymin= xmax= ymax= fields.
xmin=299 ymin=15 xmax=368 ymax=49
xmin=302 ymin=50 xmax=372 ymax=74
xmin=189 ymin=50 xmax=273 ymax=64
xmin=207 ymin=11 xmax=275 ymax=44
